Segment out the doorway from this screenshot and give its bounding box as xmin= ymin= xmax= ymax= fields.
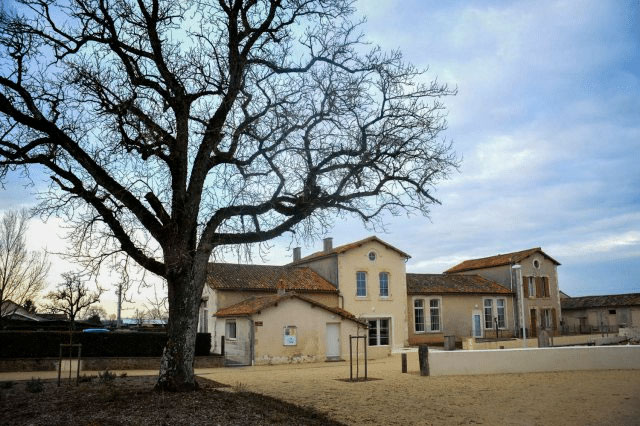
xmin=530 ymin=308 xmax=537 ymax=337
xmin=472 ymin=313 xmax=482 ymax=338
xmin=326 ymin=323 xmax=341 ymax=360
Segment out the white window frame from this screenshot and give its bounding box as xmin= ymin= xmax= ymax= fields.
xmin=429 ymin=299 xmax=441 ymax=332
xmin=379 ymin=272 xmax=389 ymax=297
xmin=367 ymin=318 xmax=390 ymax=346
xmin=496 ymin=298 xmax=506 ymax=329
xmin=483 ymin=297 xmax=508 ymax=330
xmin=541 ymin=308 xmax=552 ymax=329
xmin=528 ymin=277 xmax=536 ymax=298
xmin=356 ymin=271 xmax=367 ymax=297
xmin=225 ymin=319 xmax=237 ymax=340
xmin=414 ymin=299 xmax=425 ymax=333
xmin=484 ymin=298 xmax=494 ymax=329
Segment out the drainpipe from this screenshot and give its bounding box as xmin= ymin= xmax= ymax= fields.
xmin=512 ymin=264 xmax=526 ymax=348
xmin=509 ymin=263 xmax=517 ymax=337
xmin=338 ymin=292 xmax=345 ymax=309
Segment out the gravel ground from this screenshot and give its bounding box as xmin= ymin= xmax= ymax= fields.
xmin=0 ymin=375 xmax=342 ymax=426
xmin=200 ymin=352 xmax=640 ymax=425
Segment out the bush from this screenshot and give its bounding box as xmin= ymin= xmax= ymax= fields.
xmin=0 ymin=331 xmax=211 ymax=358
xmin=0 ymin=381 xmax=14 ymax=389
xmin=98 ymin=370 xmax=116 ymax=384
xmin=25 ymin=378 xmax=43 ymax=393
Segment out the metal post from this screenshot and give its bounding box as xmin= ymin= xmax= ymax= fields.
xmin=364 ymin=335 xmax=367 ymax=380
xmin=57 ymin=345 xmax=62 ymax=387
xmin=221 ymin=336 xmax=225 ymax=356
xmin=349 ymin=335 xmax=353 ymax=381
xmin=76 ymin=345 xmax=82 ymax=385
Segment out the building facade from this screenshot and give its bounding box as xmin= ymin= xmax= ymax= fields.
xmin=445 ymin=248 xmax=562 ymax=337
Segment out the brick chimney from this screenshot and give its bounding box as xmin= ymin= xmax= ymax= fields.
xmin=293 ymin=246 xmax=301 ymax=262
xmin=276 ymin=279 xmax=286 ymax=296
xmin=323 ymin=237 xmax=333 ymax=252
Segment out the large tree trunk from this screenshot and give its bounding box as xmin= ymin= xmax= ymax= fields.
xmin=155 ymin=261 xmax=207 ymax=392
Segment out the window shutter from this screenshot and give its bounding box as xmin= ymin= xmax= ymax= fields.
xmin=544 ymin=278 xmax=550 ymax=297
xmin=535 ymin=277 xmax=543 ymax=298
xmin=522 ymin=277 xmax=529 ymax=298
xmin=551 ymin=308 xmax=557 ymax=329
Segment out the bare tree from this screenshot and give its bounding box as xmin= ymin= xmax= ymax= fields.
xmin=144 ymin=285 xmax=168 ymax=321
xmin=133 ymin=307 xmax=146 ymax=326
xmin=0 ymin=0 xmax=458 ymax=390
xmin=44 ymin=273 xmax=103 ymax=330
xmin=82 ymin=304 xmax=108 ymax=324
xmin=0 ymin=209 xmax=49 ymax=322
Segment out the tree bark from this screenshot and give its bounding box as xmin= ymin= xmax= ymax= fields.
xmin=155 ymin=262 xmax=206 ymax=392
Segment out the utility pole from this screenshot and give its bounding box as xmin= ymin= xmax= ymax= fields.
xmin=116 ymin=283 xmax=122 ymax=328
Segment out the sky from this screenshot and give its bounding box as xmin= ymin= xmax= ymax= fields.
xmin=1 ymin=0 xmax=639 ymax=315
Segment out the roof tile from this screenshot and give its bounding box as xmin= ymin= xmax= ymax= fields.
xmin=407 ymin=273 xmax=513 ymax=295
xmin=444 ymin=248 xmax=560 ymax=274
xmin=214 ymin=293 xmax=366 ymax=325
xmin=561 ymin=293 xmax=640 ymax=310
xmin=207 ymin=263 xmax=337 ymax=293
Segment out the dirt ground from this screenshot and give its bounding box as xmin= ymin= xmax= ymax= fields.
xmin=0 ymin=375 xmax=341 ymax=426
xmin=200 ymin=352 xmax=640 ymax=426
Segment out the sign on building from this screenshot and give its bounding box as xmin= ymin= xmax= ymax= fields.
xmin=283 ymin=325 xmax=297 ymax=345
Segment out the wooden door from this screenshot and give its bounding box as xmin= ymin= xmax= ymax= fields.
xmin=530 ymin=309 xmax=537 ymax=337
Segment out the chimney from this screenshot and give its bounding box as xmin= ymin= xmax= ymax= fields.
xmin=276 ymin=279 xmax=286 ymax=296
xmin=293 ymin=246 xmax=301 ymax=262
xmin=323 ymin=237 xmax=333 ymax=252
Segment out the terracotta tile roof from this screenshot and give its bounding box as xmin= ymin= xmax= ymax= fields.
xmin=291 ymin=236 xmax=411 ymax=264
xmin=214 ymin=293 xmax=367 ymax=326
xmin=406 ymin=273 xmax=513 ymax=295
xmin=444 ymin=247 xmax=560 ymax=274
xmin=561 ymin=293 xmax=640 ymax=310
xmin=206 ymin=263 xmax=337 ymax=293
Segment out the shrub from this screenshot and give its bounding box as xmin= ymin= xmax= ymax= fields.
xmin=0 ymin=332 xmax=211 ymax=358
xmin=78 ymin=375 xmax=93 ymax=383
xmin=0 ymin=381 xmax=14 ymax=389
xmin=98 ymin=370 xmax=116 ymax=384
xmin=25 ymin=378 xmax=43 ymax=393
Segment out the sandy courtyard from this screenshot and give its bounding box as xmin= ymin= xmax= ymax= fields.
xmin=201 ymin=352 xmax=640 ymax=425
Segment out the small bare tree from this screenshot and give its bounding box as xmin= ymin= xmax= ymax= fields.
xmin=44 ymin=273 xmax=103 ymax=330
xmin=0 ymin=209 xmax=49 ymax=323
xmin=82 ymin=305 xmax=107 ymax=325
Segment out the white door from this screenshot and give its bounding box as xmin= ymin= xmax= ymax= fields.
xmin=326 ymin=323 xmax=340 ymax=359
xmin=472 ymin=314 xmax=482 ymax=337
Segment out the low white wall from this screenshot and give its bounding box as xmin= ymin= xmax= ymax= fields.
xmin=429 ymin=346 xmax=640 ymax=376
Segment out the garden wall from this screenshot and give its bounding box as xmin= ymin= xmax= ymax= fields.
xmin=429 ymin=345 xmax=640 ymax=376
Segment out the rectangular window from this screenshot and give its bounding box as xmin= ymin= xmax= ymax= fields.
xmin=528 ymin=277 xmax=536 ymax=298
xmin=429 ymin=299 xmax=440 ymax=331
xmin=541 ymin=309 xmax=552 ymax=329
xmin=414 ymin=299 xmax=425 ymax=332
xmin=496 ymin=299 xmax=505 ymax=329
xmin=379 ymin=272 xmax=389 ymax=297
xmin=484 ymin=299 xmax=493 ymax=329
xmin=368 ymin=318 xmax=390 ymax=346
xmin=368 ymin=319 xmax=377 ymax=346
xmin=225 ymin=320 xmax=237 ymax=340
xmin=356 ymin=272 xmax=367 ymax=297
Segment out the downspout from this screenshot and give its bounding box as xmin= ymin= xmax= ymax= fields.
xmin=510 ymin=262 xmax=517 ymax=335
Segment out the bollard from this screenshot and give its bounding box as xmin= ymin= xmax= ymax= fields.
xmin=401 ymin=353 xmax=407 ymax=373
xmin=418 ymin=345 xmax=429 ymax=376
